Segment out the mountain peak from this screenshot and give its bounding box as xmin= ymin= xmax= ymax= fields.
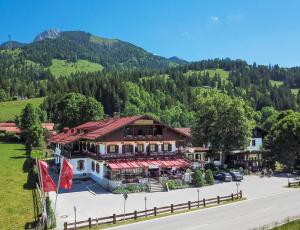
xmin=34 ymin=29 xmax=60 ymax=42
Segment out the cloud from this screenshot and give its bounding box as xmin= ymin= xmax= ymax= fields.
xmin=208 ymin=16 xmax=220 ymax=24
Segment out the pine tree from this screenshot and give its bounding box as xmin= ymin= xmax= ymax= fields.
xmin=192 ymin=169 xmax=205 ymax=187
xmin=205 ymin=169 xmax=215 ymax=185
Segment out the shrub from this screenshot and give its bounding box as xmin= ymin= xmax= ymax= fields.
xmin=192 ymin=169 xmax=205 ymax=187
xmin=167 ymin=180 xmax=176 ymax=190
xmin=113 ymin=183 xmax=149 ymax=194
xmin=205 ymin=169 xmax=215 ymax=185
xmin=0 ymin=132 xmax=20 ymax=142
xmin=46 ymin=196 xmax=56 ymax=229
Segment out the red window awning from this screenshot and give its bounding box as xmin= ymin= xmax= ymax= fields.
xmin=106 ymin=158 xmax=191 ymax=171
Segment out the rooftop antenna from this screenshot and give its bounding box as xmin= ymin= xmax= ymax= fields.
xmin=8 ymin=34 xmax=12 ymax=49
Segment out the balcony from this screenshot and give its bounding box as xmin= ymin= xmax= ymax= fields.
xmin=123 ymin=134 xmax=163 ymax=141
xmin=61 ymin=149 xmax=182 ymax=161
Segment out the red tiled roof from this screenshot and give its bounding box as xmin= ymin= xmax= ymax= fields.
xmin=42 ymin=123 xmax=55 ymax=131
xmin=0 ymin=123 xmax=17 ymax=127
xmin=50 ymin=116 xmax=143 ymax=144
xmin=175 ymin=128 xmax=191 ymax=137
xmin=0 ymin=126 xmax=21 ymax=134
xmin=50 ymin=115 xmax=191 ymax=145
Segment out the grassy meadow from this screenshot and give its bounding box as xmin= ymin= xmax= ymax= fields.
xmin=0 ymin=142 xmax=41 ymax=229
xmin=0 ymin=97 xmax=44 ymax=122
xmin=184 ymin=68 xmax=229 ymax=83
xmin=49 ymin=59 xmax=103 ymax=77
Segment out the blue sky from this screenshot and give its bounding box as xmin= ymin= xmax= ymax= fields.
xmin=1 ymin=0 xmax=300 ymax=67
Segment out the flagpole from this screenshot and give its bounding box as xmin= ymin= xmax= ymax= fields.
xmin=54 ymin=156 xmax=64 ymax=211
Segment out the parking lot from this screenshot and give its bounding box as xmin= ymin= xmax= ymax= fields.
xmin=49 ymin=175 xmax=291 ymax=228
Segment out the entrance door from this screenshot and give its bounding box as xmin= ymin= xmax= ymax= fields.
xmin=148 ymin=168 xmax=159 ymax=177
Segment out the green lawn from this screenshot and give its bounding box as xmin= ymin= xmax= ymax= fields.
xmin=291 ymin=88 xmax=299 ymax=96
xmin=184 ymin=69 xmax=229 ymax=83
xmin=270 ymin=80 xmax=284 ymax=87
xmin=0 ymin=97 xmax=44 ymax=122
xmin=0 ymin=142 xmax=40 ymax=229
xmin=273 ymin=219 xmax=300 ymax=230
xmin=49 ymin=59 xmax=103 ymax=78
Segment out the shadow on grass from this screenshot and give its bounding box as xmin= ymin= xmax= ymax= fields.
xmin=24 ymin=189 xmax=41 ymax=229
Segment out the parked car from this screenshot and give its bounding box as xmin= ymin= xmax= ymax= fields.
xmin=214 ymin=172 xmax=232 ymax=182
xmin=229 ymin=171 xmax=243 ymax=181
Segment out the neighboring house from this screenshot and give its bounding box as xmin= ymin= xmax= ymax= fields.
xmin=0 ymin=122 xmax=55 ymax=135
xmin=50 ymin=115 xmax=191 ymax=191
xmin=229 ymin=127 xmax=270 ymax=168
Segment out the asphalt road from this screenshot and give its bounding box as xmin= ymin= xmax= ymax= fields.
xmin=110 ymin=189 xmax=300 ymax=230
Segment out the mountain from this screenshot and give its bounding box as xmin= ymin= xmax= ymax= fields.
xmin=0 ymin=41 xmax=25 ymax=49
xmin=168 ymin=56 xmax=188 ymax=65
xmin=0 ymin=30 xmax=179 ymax=70
xmin=34 ymin=29 xmax=60 ymax=42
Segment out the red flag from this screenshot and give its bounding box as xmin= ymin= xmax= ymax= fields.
xmin=39 ymin=160 xmax=57 ymax=192
xmin=59 ymin=159 xmax=74 ymax=190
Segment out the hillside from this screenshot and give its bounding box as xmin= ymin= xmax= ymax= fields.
xmin=0 ymin=98 xmax=44 ymax=122
xmin=0 ymin=30 xmax=178 ymax=71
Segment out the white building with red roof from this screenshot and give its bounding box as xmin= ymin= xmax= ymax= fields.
xmin=50 ymin=115 xmax=192 ymax=191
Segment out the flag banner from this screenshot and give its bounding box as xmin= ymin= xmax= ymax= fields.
xmin=39 ymin=160 xmax=57 ymax=192
xmin=59 ymin=159 xmax=74 ymax=190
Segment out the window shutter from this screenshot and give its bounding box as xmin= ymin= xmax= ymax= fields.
xmin=168 ymin=144 xmax=172 ymax=151
xmin=155 ymin=144 xmax=158 ymax=152
xmin=107 ymin=145 xmax=110 ymax=153
xmin=115 ymin=145 xmax=119 ymax=153
xmin=161 ymin=144 xmax=164 ymax=152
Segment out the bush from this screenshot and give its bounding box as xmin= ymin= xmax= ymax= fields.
xmin=46 ymin=196 xmax=56 ymax=229
xmin=167 ymin=180 xmax=176 ymax=190
xmin=192 ymin=169 xmax=205 ymax=187
xmin=205 ymin=169 xmax=215 ymax=185
xmin=113 ymin=183 xmax=149 ymax=194
xmin=0 ymin=132 xmax=20 ymax=142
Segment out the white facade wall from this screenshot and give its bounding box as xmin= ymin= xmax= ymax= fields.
xmin=247 ymin=138 xmax=263 ymax=151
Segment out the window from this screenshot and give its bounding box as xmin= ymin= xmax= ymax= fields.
xmin=91 ymin=161 xmax=95 ymax=172
xmin=188 ymin=154 xmax=194 ymax=160
xmin=163 ymin=143 xmax=170 ymax=151
xmin=137 ymin=144 xmax=144 ymax=152
xmin=149 ymin=144 xmax=156 ymax=152
xmin=108 ymin=145 xmax=118 ymax=153
xmin=123 ymin=145 xmax=133 ymax=153
xmin=252 ymin=139 xmax=256 ymax=146
xmin=96 ymin=163 xmax=100 ymax=174
xmin=77 ymin=160 xmax=85 ymax=171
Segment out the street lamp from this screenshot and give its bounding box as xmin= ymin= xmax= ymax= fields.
xmin=236 ymin=182 xmax=240 ymax=195
xmin=144 ymin=196 xmax=147 ymax=217
xmin=74 ymin=206 xmax=77 ymax=230
xmin=123 ymin=193 xmax=128 ymax=221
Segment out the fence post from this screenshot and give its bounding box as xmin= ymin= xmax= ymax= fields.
xmin=171 ymin=204 xmax=174 ymax=213
xmin=203 ymin=198 xmax=206 ymax=207
xmin=217 ymin=196 xmax=220 ymax=204
xmin=154 ymin=207 xmax=157 ymax=216
xmin=88 ymin=217 xmax=91 ymax=229
xmin=288 ymin=182 xmax=291 ymax=187
xmin=134 ymin=210 xmax=137 ymax=220
xmin=113 ymin=214 xmax=116 ymax=224
xmin=239 ymin=190 xmax=243 ymax=199
xmin=64 ymin=222 xmax=67 ymax=230
xmin=188 ymin=201 xmax=191 ymax=210
xmin=231 ymin=193 xmax=234 ymax=201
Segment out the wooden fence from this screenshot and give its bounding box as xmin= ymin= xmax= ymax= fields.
xmin=64 ymin=190 xmax=243 ymax=230
xmin=288 ymin=180 xmax=300 ymax=187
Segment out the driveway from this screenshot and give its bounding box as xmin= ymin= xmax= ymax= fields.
xmin=49 ymin=175 xmax=291 ymax=228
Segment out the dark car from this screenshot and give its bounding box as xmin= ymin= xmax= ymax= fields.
xmin=229 ymin=171 xmax=243 ymax=181
xmin=214 ymin=172 xmax=232 ymax=182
